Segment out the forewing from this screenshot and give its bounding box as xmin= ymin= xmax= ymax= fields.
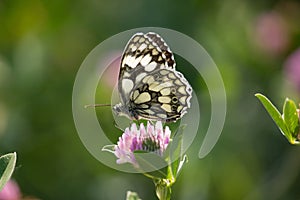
xmin=118 ymin=32 xmax=175 ymax=105
xmin=146 ymin=32 xmax=176 ymax=69
xmin=119 ymin=33 xmax=174 ymax=80
xmin=129 ymin=68 xmax=192 ymax=122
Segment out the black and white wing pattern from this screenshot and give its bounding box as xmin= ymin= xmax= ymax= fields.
xmin=119 ymin=32 xmax=174 ymax=79
xmin=145 ymin=32 xmax=176 ymax=68
xmin=113 ymin=32 xmax=192 ymax=122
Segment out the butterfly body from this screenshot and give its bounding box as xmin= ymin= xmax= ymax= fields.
xmin=113 ymin=32 xmax=192 ymax=122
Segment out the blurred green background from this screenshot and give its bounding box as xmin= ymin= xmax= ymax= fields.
xmin=1 ymin=0 xmax=300 ymax=199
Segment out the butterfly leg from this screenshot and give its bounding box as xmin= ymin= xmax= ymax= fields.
xmin=113 ymin=122 xmax=124 ymax=132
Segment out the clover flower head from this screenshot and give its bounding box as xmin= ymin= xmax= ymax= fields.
xmin=113 ymin=121 xmax=171 ymax=165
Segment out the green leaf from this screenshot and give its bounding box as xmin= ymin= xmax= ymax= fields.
xmin=283 ymin=98 xmax=300 ymax=138
xmin=126 ymin=191 xmax=142 ymax=200
xmin=0 ymin=152 xmax=17 ymax=191
xmin=165 ymin=125 xmax=185 ymax=179
xmin=255 ymin=94 xmax=289 ymax=137
xmin=175 ymin=155 xmax=188 ymax=177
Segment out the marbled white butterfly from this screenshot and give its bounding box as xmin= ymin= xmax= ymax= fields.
xmin=113 ymin=32 xmax=192 ymax=122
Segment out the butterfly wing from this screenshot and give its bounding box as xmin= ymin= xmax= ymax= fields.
xmin=145 ymin=32 xmax=176 ymax=69
xmin=129 ymin=68 xmax=192 ymax=122
xmin=115 ymin=32 xmax=192 ymax=122
xmin=118 ymin=32 xmax=175 ymax=105
xmin=119 ymin=33 xmax=173 ymax=78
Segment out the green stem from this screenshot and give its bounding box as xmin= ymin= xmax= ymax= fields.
xmin=143 ymin=173 xmax=156 ymax=179
xmin=143 ymin=173 xmax=172 ymax=200
xmin=154 ymin=178 xmax=172 ymax=200
xmin=143 ymin=159 xmax=176 ymax=200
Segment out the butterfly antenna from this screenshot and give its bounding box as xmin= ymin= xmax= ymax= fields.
xmin=84 ymin=104 xmax=112 ymax=108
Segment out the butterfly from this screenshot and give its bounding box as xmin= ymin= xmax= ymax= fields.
xmin=112 ymin=32 xmax=192 ymax=122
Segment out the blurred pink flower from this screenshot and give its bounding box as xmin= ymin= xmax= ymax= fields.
xmin=0 ymin=179 xmax=21 ymax=200
xmin=284 ymin=48 xmax=300 ymax=92
xmin=255 ymin=11 xmax=289 ymax=56
xmin=100 ymin=53 xmax=121 ymax=88
xmin=105 ymin=121 xmax=171 ymax=166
